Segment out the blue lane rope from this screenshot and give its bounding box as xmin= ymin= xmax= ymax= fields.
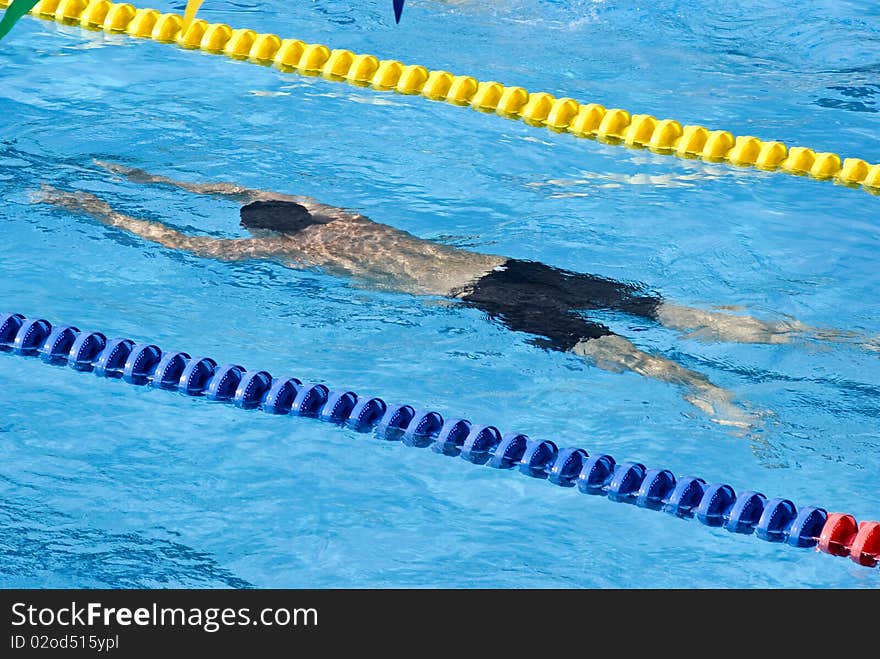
xmin=0 ymin=311 xmax=858 ymax=564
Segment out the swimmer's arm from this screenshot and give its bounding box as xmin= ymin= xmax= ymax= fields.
xmin=33 ymin=187 xmax=274 ymax=261
xmin=94 ymin=161 xmax=359 ymax=221
xmin=95 ymin=161 xmax=316 ymax=206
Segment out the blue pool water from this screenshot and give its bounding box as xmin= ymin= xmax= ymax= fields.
xmin=1 ymin=0 xmax=879 ymax=588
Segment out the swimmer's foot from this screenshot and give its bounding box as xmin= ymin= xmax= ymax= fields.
xmin=684 ymin=384 xmax=767 ymax=433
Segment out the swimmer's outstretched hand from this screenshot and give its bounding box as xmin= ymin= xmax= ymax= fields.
xmin=31 ymin=184 xmax=112 ymax=215
xmin=94 ymin=160 xmax=329 ymax=213
xmin=93 ymin=159 xmax=291 ymax=204
xmin=94 ymin=160 xmax=161 ymax=184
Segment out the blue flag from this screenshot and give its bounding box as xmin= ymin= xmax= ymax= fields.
xmin=393 ymin=0 xmax=405 ymax=23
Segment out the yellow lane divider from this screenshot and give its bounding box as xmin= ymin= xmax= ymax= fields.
xmin=4 ymin=0 xmax=880 ymax=195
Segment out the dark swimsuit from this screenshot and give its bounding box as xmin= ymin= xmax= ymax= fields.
xmin=460 ymin=260 xmax=661 ymax=351
xmin=241 ymin=201 xmax=662 ymax=352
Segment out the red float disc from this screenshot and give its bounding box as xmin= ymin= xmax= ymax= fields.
xmin=818 ymin=513 xmax=858 ymax=557
xmin=849 ymin=521 xmax=880 ymax=567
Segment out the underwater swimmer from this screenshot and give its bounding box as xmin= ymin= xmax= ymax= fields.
xmin=35 ymin=163 xmax=819 ymax=428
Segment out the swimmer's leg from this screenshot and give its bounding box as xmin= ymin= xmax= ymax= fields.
xmin=655 ymin=302 xmax=827 ymax=345
xmin=547 ymin=270 xmax=806 ymax=345
xmin=544 ymin=266 xmax=827 ymax=347
xmin=32 ymin=185 xmax=275 ymax=260
xmin=570 ymin=334 xmax=763 ymax=430
xmin=460 ymin=270 xmax=761 ymax=429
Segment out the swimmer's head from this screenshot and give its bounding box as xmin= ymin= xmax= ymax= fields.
xmin=240 ymin=200 xmax=321 ymax=235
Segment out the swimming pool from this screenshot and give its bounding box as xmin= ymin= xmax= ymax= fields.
xmin=1 ymin=0 xmax=878 ymax=588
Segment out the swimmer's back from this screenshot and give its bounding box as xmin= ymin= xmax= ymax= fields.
xmin=243 ymin=198 xmax=505 ymax=295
